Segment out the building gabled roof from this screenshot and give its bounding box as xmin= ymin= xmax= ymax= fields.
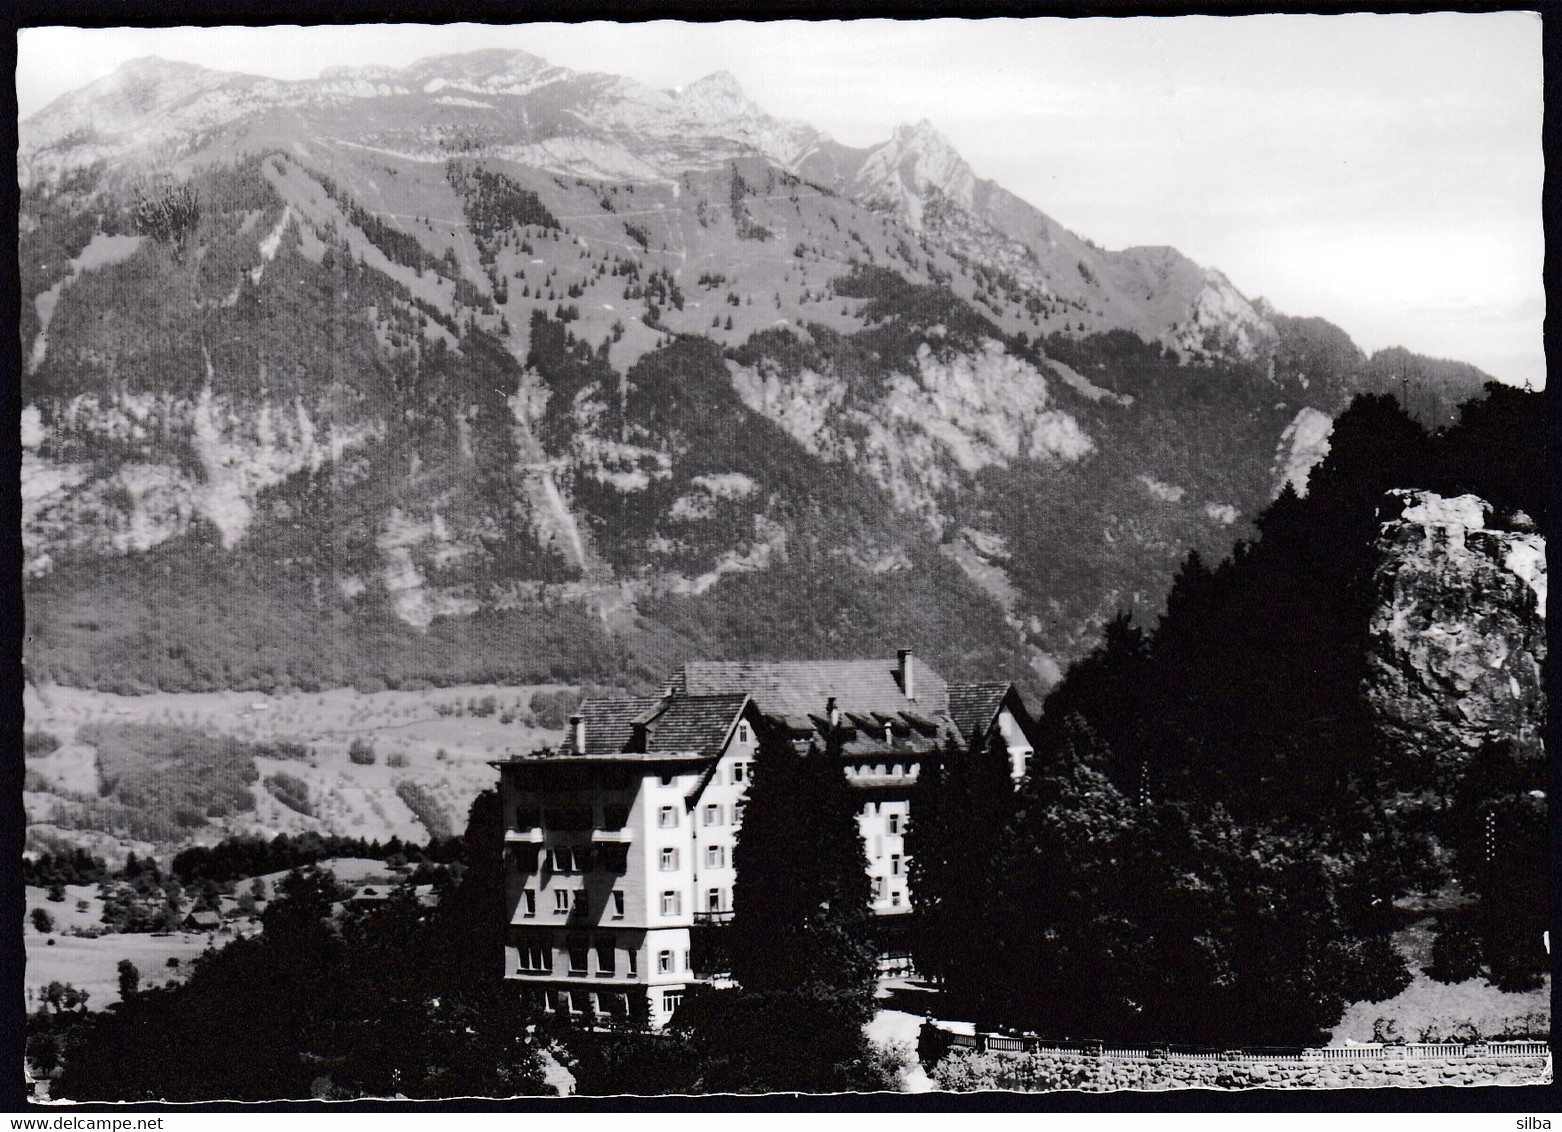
xmin=578 ymin=696 xmax=663 ymax=756
xmin=645 ymin=693 xmax=752 ymax=756
xmin=668 ymin=658 xmax=950 ymax=718
xmin=947 ymin=682 xmax=1013 ymax=745
xmin=575 ymin=692 xmax=752 ymax=759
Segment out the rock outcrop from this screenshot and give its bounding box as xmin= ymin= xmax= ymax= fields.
xmin=1367 ymin=489 xmax=1546 ymax=768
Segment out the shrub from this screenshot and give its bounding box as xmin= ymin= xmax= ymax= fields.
xmin=932 ymin=1048 xmax=1006 ymax=1091
xmin=1426 ymin=922 xmax=1484 ymax=984
xmin=530 ymin=689 xmax=578 ymax=730
xmin=117 ymin=959 xmax=140 ymax=998
xmin=264 ymin=773 xmax=312 ymax=817
xmin=395 ymin=781 xmax=453 ymax=841
xmin=385 ymin=752 xmax=408 ymax=769
xmin=348 ymin=738 xmax=377 ymax=766
xmin=31 ymin=908 xmax=54 ymax=934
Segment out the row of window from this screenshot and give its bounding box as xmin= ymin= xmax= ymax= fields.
xmin=848 ymin=763 xmax=921 ymax=779
xmin=523 ymin=888 xmax=626 ymax=918
xmin=543 ymin=844 xmax=630 ymax=874
xmin=658 ymin=844 xmax=729 ymax=871
xmin=516 ymin=937 xmax=692 ymax=979
xmin=542 ymin=989 xmax=633 ymax=1017
xmin=703 ymin=801 xmax=747 ymax=826
xmin=870 ymin=878 xmax=905 ymax=907
xmin=539 ymin=988 xmax=683 ymax=1019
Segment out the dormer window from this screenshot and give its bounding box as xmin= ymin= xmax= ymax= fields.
xmin=737 ymin=721 xmax=752 ymax=744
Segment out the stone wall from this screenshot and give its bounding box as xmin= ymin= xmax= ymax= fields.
xmin=929 ymin=1046 xmax=1551 ymax=1092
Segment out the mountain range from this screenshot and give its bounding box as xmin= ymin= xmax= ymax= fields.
xmin=19 ymin=50 xmax=1497 ymax=698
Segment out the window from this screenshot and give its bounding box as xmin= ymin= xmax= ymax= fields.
xmin=891 ymin=854 xmax=902 ymax=876
xmin=519 ymin=939 xmax=550 ymax=972
xmin=887 ymin=813 xmax=902 ymax=835
xmin=598 ymin=844 xmax=629 ymax=873
xmin=626 ymin=949 xmax=637 ymax=976
xmin=564 ymin=990 xmax=582 ymax=1015
xmin=872 ymin=877 xmax=884 ymax=901
xmin=554 ymin=889 xmax=570 ymax=914
xmin=572 ymin=889 xmax=589 ymax=914
xmin=737 ymin=721 xmax=752 ymax=743
xmin=704 ymin=803 xmax=721 ymax=826
xmin=605 ymin=992 xmax=630 ymax=1017
xmin=660 ymin=847 xmax=679 ymax=871
xmin=567 ymin=937 xmax=590 ymax=976
xmin=662 ymin=991 xmax=683 ymax=1015
xmin=551 ymin=846 xmax=574 ymax=872
xmin=603 ymin=804 xmax=630 ymax=830
xmin=731 ymin=761 xmax=751 ymax=784
xmin=658 ymin=805 xmax=678 ymax=828
xmin=708 ymin=888 xmax=722 ymax=913
xmin=658 ymin=949 xmax=674 ymax=974
xmin=660 ymin=774 xmax=675 ymax=787
xmin=661 ymin=891 xmax=681 ymax=916
xmin=595 ymin=937 xmax=615 ymax=976
xmin=733 ymin=801 xmax=746 ymax=824
xmin=523 ymin=889 xmax=536 ymax=917
xmin=611 ymin=891 xmax=625 ymax=920
xmin=891 ymin=890 xmax=903 ymax=907
xmin=705 ymin=844 xmax=725 ymax=868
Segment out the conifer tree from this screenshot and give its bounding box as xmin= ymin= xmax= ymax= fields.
xmin=905 ymin=735 xmax=957 ymax=982
xmin=697 ymin=719 xmax=888 ymax=1091
xmin=729 ymin=722 xmax=875 ymax=1010
xmin=936 ymin=724 xmax=1019 ymax=1023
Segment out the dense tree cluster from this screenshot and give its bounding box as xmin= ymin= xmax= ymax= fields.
xmin=44 ymin=793 xmax=550 ymax=1101
xmin=908 ymin=384 xmax=1545 ymax=1043
xmin=130 ymin=181 xmax=200 ymax=253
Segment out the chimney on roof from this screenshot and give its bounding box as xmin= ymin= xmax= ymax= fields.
xmin=898 ymin=648 xmax=915 ymax=701
xmin=826 ymin=696 xmax=840 ymax=731
xmin=570 ymin=713 xmax=585 ymax=754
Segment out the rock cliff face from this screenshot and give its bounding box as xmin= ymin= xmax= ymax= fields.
xmin=1368 ymin=490 xmax=1546 ymax=767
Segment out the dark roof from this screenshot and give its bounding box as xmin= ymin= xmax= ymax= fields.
xmin=646 ymin=693 xmax=750 ymax=755
xmin=575 ymin=693 xmax=750 ymax=759
xmin=669 ymin=658 xmax=950 ymax=718
xmin=578 ymin=696 xmax=662 ymax=756
xmin=947 ymin=682 xmax=1011 ymax=744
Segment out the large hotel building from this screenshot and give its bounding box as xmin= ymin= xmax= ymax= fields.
xmin=493 ymin=650 xmax=1036 ymax=1026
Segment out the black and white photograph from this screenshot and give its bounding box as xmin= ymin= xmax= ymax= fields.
xmin=12 ymin=12 xmax=1550 ymax=1106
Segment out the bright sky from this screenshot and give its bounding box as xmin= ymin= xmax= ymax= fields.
xmin=17 ymin=16 xmax=1545 ymax=388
